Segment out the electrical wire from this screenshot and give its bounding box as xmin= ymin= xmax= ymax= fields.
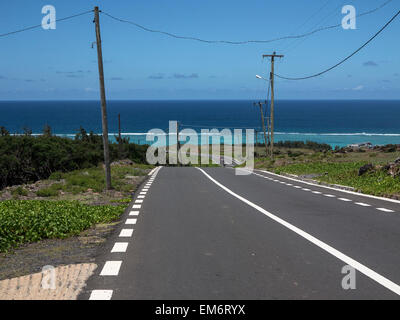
xmin=0 ymin=10 xmax=94 ymax=39
xmin=274 ymin=9 xmax=400 ymax=81
xmin=100 ymin=0 xmax=393 ymax=45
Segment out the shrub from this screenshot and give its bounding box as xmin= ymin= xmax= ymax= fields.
xmin=11 ymin=186 xmax=28 ymax=197
xmin=0 ymin=127 xmax=149 ymax=190
xmin=36 ymin=188 xmax=59 ymax=197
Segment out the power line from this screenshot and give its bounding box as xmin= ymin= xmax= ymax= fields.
xmin=100 ymin=0 xmax=393 ymax=45
xmin=0 ymin=10 xmax=94 ymax=39
xmin=275 ymin=9 xmax=400 ymax=81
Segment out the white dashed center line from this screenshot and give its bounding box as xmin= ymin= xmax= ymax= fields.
xmin=338 ymin=198 xmax=352 ymax=202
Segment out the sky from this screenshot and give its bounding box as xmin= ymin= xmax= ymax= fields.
xmin=0 ymin=0 xmax=398 ymax=100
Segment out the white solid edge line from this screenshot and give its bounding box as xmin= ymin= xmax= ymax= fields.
xmin=255 ymin=169 xmax=400 ymax=205
xmin=89 ymin=290 xmax=113 ymax=300
xmin=100 ymin=261 xmax=122 ymax=276
xmin=196 ymin=167 xmax=400 ymax=296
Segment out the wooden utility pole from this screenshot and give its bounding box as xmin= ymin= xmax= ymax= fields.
xmin=177 ymin=121 xmax=181 ymax=166
xmin=254 ymin=101 xmax=269 ymax=156
xmin=94 ymin=6 xmax=112 ymax=190
xmin=118 ymin=113 xmax=122 ymax=157
xmin=263 ymin=52 xmax=283 ymax=158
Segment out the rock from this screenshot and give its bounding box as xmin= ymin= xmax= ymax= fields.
xmin=111 ymin=159 xmax=134 ymax=167
xmin=384 ymin=162 xmax=400 ymax=178
xmin=358 ymin=163 xmax=374 ymax=176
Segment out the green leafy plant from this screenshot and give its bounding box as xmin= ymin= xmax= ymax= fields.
xmin=0 ymin=200 xmax=126 ymax=252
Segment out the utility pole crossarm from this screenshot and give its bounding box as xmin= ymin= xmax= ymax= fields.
xmin=262 ymin=54 xmax=284 ymax=58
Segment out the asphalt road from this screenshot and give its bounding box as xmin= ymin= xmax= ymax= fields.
xmin=80 ymin=166 xmax=400 ymax=300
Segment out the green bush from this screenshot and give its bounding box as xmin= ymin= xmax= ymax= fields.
xmin=0 ymin=200 xmax=126 ymax=252
xmin=36 ymin=188 xmax=59 ymax=197
xmin=49 ymin=171 xmax=64 ymax=180
xmin=0 ymin=127 xmax=149 ymax=190
xmin=11 ymin=186 xmax=28 ymax=197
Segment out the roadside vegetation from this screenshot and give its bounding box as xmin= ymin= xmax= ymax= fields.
xmin=0 ymin=126 xmax=154 ymax=253
xmin=0 ymin=126 xmax=148 ymax=189
xmin=0 ymin=200 xmax=126 ymax=252
xmin=253 ymin=141 xmax=400 ymax=199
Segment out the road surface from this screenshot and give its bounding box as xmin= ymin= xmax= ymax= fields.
xmin=80 ymin=166 xmax=400 ymax=300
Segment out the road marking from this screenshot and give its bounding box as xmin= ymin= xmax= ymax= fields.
xmin=197 ymin=167 xmax=400 ymax=296
xmin=132 ymin=205 xmax=141 ymax=209
xmin=355 ymin=202 xmax=371 ymax=207
xmin=142 ymin=188 xmax=149 ymax=191
xmin=89 ymin=290 xmax=113 ymax=300
xmin=138 ymin=195 xmax=145 ymax=199
xmin=377 ymin=208 xmax=395 ymax=213
xmin=255 ymin=169 xmax=400 ymax=204
xmin=302 ymin=188 xmax=311 ymax=191
xmin=140 ymin=192 xmax=147 ymax=195
xmin=338 ymin=198 xmax=352 ymax=202
xmin=119 ymin=229 xmax=133 ymax=237
xmin=100 ymin=261 xmax=122 ymax=276
xmin=294 ymin=186 xmax=302 ymax=189
xmin=111 ymin=242 xmax=129 ymax=253
xmin=126 ymin=218 xmax=137 ymax=225
xmin=312 ymin=191 xmax=322 ymax=194
xmin=324 ymin=194 xmax=336 ymax=198
xmin=135 ymin=200 xmax=144 ymax=203
xmin=129 ymin=211 xmax=139 ymax=216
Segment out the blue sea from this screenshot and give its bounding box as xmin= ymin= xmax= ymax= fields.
xmin=0 ymin=100 xmax=399 ymax=148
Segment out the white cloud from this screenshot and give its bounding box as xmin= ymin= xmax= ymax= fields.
xmin=352 ymin=85 xmax=364 ymax=91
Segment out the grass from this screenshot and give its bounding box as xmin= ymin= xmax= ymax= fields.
xmin=252 ymin=146 xmax=400 ymax=198
xmin=0 ymin=200 xmax=126 ymax=252
xmin=35 ymin=165 xmax=150 ymax=197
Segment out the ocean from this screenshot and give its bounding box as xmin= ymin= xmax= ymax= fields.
xmin=0 ymin=100 xmax=399 ymax=148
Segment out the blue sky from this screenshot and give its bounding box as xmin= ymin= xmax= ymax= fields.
xmin=0 ymin=0 xmax=398 ymax=100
